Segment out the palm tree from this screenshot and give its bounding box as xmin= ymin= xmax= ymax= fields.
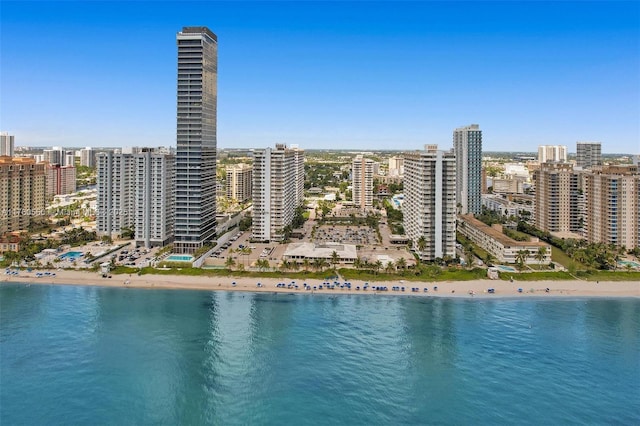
xmin=417 ymin=236 xmax=427 ymax=256
xmin=535 ymin=247 xmax=547 ymax=267
xmin=374 ymin=260 xmax=383 ymax=275
xmin=353 ymin=257 xmax=362 ymax=270
xmin=385 ymin=261 xmax=395 ymax=274
xmin=225 ymin=256 xmax=235 ymax=270
xmin=464 ymin=245 xmax=474 ymax=268
xmin=313 ymin=258 xmax=324 ymax=272
xmin=485 ymin=252 xmax=495 ymax=267
xmin=515 ymin=249 xmax=529 ymax=270
xmin=396 ymin=257 xmax=407 ymax=270
xmin=330 ymin=250 xmax=340 ymax=269
xmin=302 ymin=258 xmax=310 ymax=272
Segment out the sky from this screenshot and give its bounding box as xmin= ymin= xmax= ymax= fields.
xmin=1 ymin=1 xmax=639 ymax=153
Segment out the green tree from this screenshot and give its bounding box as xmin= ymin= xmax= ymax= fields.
xmin=396 ymin=257 xmax=407 ymax=270
xmin=535 ymin=247 xmax=547 ymax=267
xmin=330 ymin=250 xmax=340 ymax=268
xmin=515 ymin=250 xmax=529 ymax=270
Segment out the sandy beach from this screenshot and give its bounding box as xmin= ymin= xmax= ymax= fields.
xmin=3 ymin=269 xmax=639 ymax=298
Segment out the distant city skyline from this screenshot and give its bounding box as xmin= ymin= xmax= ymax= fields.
xmin=1 ymin=1 xmax=638 ymax=152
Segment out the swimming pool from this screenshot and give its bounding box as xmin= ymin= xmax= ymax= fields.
xmin=59 ymin=251 xmax=83 ymax=261
xmin=618 ymin=260 xmax=640 ymax=268
xmin=165 ymin=254 xmax=194 ymax=262
xmin=497 ymin=265 xmax=517 ymax=272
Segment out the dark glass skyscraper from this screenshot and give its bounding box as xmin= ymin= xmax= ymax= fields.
xmin=174 ymin=27 xmax=217 ymax=254
xmin=454 ymin=124 xmax=482 ymax=215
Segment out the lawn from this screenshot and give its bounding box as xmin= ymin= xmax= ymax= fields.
xmin=551 ymin=246 xmax=587 ymax=270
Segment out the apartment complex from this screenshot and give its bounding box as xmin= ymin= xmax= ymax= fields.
xmin=576 ymin=142 xmax=602 ymax=169
xmin=352 ymin=155 xmax=375 ymax=210
xmin=388 ymin=156 xmax=404 ymax=176
xmin=45 ymin=163 xmax=77 ymax=198
xmin=0 ymin=156 xmax=46 ymax=233
xmin=134 ymin=150 xmax=175 ymax=248
xmin=226 ymin=163 xmax=252 ymax=203
xmin=96 ymin=152 xmax=136 ymax=238
xmin=534 ymin=162 xmax=582 ymax=234
xmin=0 ymin=133 xmax=14 ymax=157
xmin=402 ymin=145 xmax=456 ymax=261
xmin=584 ymin=165 xmax=639 ymax=249
xmin=174 ymin=26 xmax=218 ymax=254
xmin=458 ymin=215 xmax=551 ymax=265
xmin=80 ymin=147 xmax=95 ymax=168
xmin=538 ymin=145 xmax=567 ymax=163
xmin=454 ymin=124 xmax=482 ymax=215
xmin=252 ymin=144 xmax=305 ymax=242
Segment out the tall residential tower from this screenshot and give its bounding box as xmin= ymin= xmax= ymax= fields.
xmin=576 ymin=142 xmax=602 ymax=169
xmin=403 ymin=145 xmax=457 ymax=261
xmin=352 ymin=155 xmax=374 ymax=210
xmin=174 ymin=26 xmax=218 ymax=254
xmin=454 ymin=124 xmax=482 ymax=215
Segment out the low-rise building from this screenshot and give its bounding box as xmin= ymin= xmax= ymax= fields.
xmin=458 ymin=214 xmax=551 ymax=265
xmin=0 ymin=233 xmax=21 ymax=253
xmin=283 ymin=242 xmax=357 ymax=264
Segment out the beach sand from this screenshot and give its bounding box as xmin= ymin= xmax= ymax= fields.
xmin=3 ymin=269 xmax=639 ymax=298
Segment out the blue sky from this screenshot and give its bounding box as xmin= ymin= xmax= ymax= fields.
xmin=1 ymin=1 xmax=638 ymax=152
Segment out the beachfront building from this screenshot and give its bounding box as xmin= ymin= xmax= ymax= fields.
xmin=454 ymin=124 xmax=482 ymax=215
xmin=45 ymin=163 xmax=76 ymax=198
xmin=352 ymin=155 xmax=375 ymax=210
xmin=96 ymin=152 xmax=136 ymax=238
xmin=174 ymin=26 xmax=218 ymax=254
xmin=576 ymin=142 xmax=602 ymax=169
xmin=80 ymin=147 xmax=95 ymax=168
xmin=584 ymin=165 xmax=639 ymax=249
xmin=538 ymin=145 xmax=567 ymax=163
xmin=534 ymin=162 xmax=583 ymax=235
xmin=0 ymin=232 xmax=22 ymax=254
xmin=134 ymin=149 xmax=175 ymax=248
xmin=458 ymin=214 xmax=551 ymax=265
xmin=226 ymin=163 xmax=252 ymax=203
xmin=283 ymin=242 xmax=357 ymax=265
xmin=252 ymin=144 xmax=305 ymax=242
xmin=0 ymin=132 xmax=14 ymax=157
xmin=0 ymin=156 xmax=47 ymax=233
xmin=403 ymin=145 xmax=457 ymax=261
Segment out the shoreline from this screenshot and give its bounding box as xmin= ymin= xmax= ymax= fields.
xmin=3 ymin=269 xmax=639 ymax=299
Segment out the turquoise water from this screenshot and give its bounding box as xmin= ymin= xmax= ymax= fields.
xmin=497 ymin=265 xmax=517 ymax=272
xmin=165 ymin=254 xmax=193 ymax=262
xmin=59 ymin=251 xmax=83 ymax=260
xmin=618 ymin=260 xmax=640 ymax=268
xmin=1 ymin=283 xmax=639 ymax=425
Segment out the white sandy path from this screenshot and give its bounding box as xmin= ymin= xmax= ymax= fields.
xmin=3 ymin=269 xmax=639 ymax=298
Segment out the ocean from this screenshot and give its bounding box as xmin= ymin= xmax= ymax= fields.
xmin=1 ymin=283 xmax=639 ymax=425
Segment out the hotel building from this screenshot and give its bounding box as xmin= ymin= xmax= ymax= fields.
xmin=454 ymin=124 xmax=482 ymax=215
xmin=402 ymin=145 xmax=456 ymax=261
xmin=584 ymin=165 xmax=639 ymax=249
xmin=0 ymin=156 xmax=46 ymax=233
xmin=226 ymin=163 xmax=253 ymax=203
xmin=252 ymin=144 xmax=305 ymax=242
xmin=174 ymin=26 xmax=218 ymax=254
xmin=352 ymin=155 xmax=374 ymax=210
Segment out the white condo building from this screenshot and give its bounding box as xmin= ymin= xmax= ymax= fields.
xmin=352 ymin=155 xmax=374 ymax=210
xmin=403 ymin=145 xmax=457 ymax=261
xmin=252 ymin=144 xmax=305 ymax=242
xmin=454 ymin=124 xmax=482 ymax=215
xmin=80 ymin=147 xmax=95 ymax=168
xmin=0 ymin=132 xmax=14 ymax=157
xmin=96 ymin=152 xmax=136 ymax=238
xmin=538 ymin=145 xmax=568 ymax=163
xmin=135 ymin=150 xmax=175 ymax=248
